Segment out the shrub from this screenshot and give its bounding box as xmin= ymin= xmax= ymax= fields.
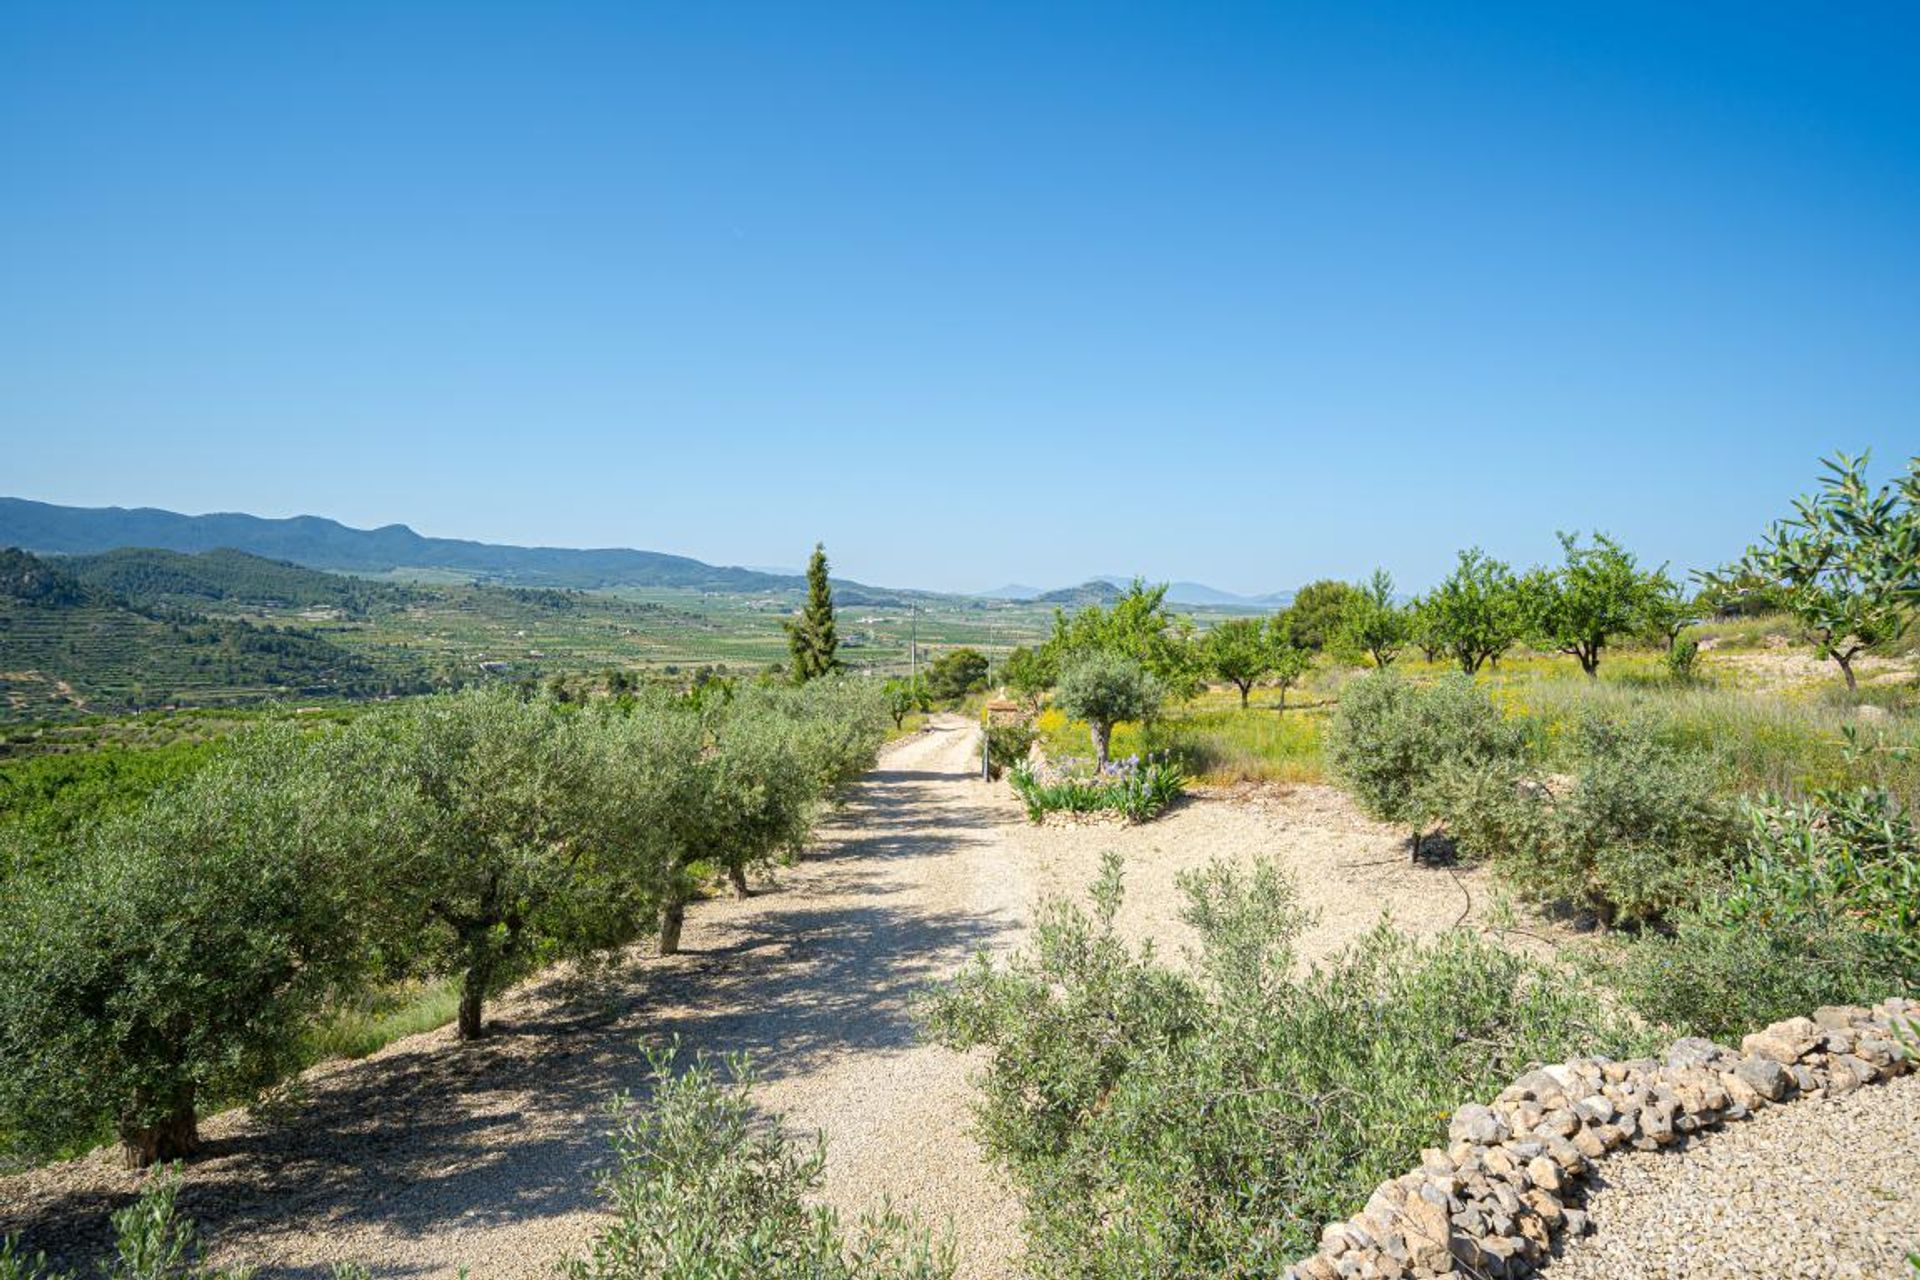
xmin=0 ymin=723 xmax=402 ymax=1166
xmin=1054 ymin=653 xmax=1163 ymax=767
xmin=1665 ymin=634 xmax=1701 ymax=681
xmin=1325 ymin=672 xmax=1527 ymax=859
xmin=918 ymin=855 xmax=1651 ymax=1277
xmin=1448 ymin=715 xmax=1739 ymax=927
xmin=983 ymin=722 xmax=1036 ymax=778
xmin=561 ymin=1045 xmax=953 ymax=1280
xmin=0 ymin=1167 xmax=255 ymax=1280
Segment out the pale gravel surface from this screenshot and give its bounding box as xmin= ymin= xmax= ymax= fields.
xmin=1009 ymin=779 xmax=1563 ymax=967
xmin=1543 ymin=1072 xmax=1920 ymax=1280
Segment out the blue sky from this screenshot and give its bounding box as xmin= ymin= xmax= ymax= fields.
xmin=3 ymin=3 xmax=1916 ymax=594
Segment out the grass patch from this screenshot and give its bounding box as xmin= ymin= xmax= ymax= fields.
xmin=302 ymin=978 xmax=463 ymax=1062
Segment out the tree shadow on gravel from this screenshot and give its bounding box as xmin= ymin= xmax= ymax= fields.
xmin=0 ymin=738 xmax=1015 ymax=1279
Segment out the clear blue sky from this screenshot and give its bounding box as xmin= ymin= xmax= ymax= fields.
xmin=4 ymin=3 xmax=1916 ymax=594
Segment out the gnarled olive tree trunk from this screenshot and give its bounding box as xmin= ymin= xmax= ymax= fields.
xmin=121 ymin=1086 xmax=198 ymax=1168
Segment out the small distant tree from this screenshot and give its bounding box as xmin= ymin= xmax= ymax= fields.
xmin=882 ymin=676 xmax=930 ymax=729
xmin=1200 ymin=618 xmax=1274 ymax=708
xmin=1055 ymin=652 xmax=1164 ymax=768
xmin=1708 ymin=452 xmax=1920 ymax=691
xmin=1000 ymin=646 xmax=1055 ymax=708
xmin=925 ymin=649 xmax=989 ymax=703
xmin=1265 ymin=628 xmax=1313 ymax=711
xmin=1521 ymin=532 xmax=1652 ymax=678
xmin=1335 ymin=570 xmax=1407 ymax=668
xmin=1274 ymin=580 xmax=1357 ymax=653
xmin=1422 ymin=548 xmax=1525 ymax=675
xmin=1636 ymin=570 xmax=1699 ymax=653
xmin=786 ymin=543 xmax=841 ymax=683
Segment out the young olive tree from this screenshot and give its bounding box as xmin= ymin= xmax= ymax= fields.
xmin=1636 ymin=569 xmax=1699 ymax=653
xmin=1521 ymin=532 xmax=1651 ymax=678
xmin=0 ymin=722 xmax=402 ymax=1166
xmin=1325 ymin=672 xmax=1527 ymax=861
xmin=1199 ymin=617 xmax=1274 ymax=708
xmin=1055 ymin=653 xmax=1164 ymax=768
xmin=1708 ymin=451 xmax=1920 ymax=690
xmin=1421 ymin=548 xmax=1525 ymax=675
xmin=1335 ymin=570 xmax=1407 ymax=668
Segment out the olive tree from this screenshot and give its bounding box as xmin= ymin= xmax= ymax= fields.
xmin=1055 ymin=652 xmax=1163 ymax=768
xmin=1521 ymin=532 xmax=1651 ymax=677
xmin=1710 ymin=451 xmax=1920 ymax=690
xmin=0 ymin=722 xmax=401 ymax=1166
xmin=1420 ymin=548 xmax=1525 ymax=675
xmin=1199 ymin=618 xmax=1274 ymax=707
xmin=365 ymin=689 xmax=682 ymax=1040
xmin=1325 ymin=672 xmax=1527 ymax=861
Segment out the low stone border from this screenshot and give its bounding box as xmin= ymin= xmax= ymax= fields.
xmin=1285 ymin=998 xmax=1918 ymax=1280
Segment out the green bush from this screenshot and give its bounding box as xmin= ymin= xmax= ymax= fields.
xmin=1446 ymin=715 xmax=1739 ymax=927
xmin=0 ymin=1167 xmax=254 ymax=1280
xmin=919 ymin=855 xmax=1651 ymax=1278
xmin=561 ymin=1045 xmax=952 ymax=1280
xmin=983 ymin=722 xmax=1037 ymax=778
xmin=1325 ymin=672 xmax=1527 ymax=859
xmin=924 ymin=649 xmax=988 ymax=704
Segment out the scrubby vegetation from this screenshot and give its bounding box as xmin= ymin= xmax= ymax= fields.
xmin=920 ymin=854 xmax=1653 ymax=1277
xmin=562 ymin=1045 xmax=952 ymax=1280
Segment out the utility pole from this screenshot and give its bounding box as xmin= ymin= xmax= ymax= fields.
xmin=909 ymin=603 xmax=918 ymax=685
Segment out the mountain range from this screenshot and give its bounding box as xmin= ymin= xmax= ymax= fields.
xmin=975 ymin=576 xmax=1290 ymax=610
xmin=0 ymin=498 xmax=822 ymax=594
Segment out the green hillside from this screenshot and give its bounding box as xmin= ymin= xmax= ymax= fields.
xmin=60 ymin=547 xmax=418 ymax=615
xmin=0 ymin=549 xmax=433 ymax=722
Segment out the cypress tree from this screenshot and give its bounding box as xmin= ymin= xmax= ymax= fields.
xmin=786 ymin=542 xmax=841 ymax=682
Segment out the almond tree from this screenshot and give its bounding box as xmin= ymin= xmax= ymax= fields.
xmin=1200 ymin=618 xmax=1275 ymax=708
xmin=1421 ymin=548 xmax=1524 ymax=675
xmin=1521 ymin=533 xmax=1650 ymax=678
xmin=1710 ymin=451 xmax=1920 ymax=691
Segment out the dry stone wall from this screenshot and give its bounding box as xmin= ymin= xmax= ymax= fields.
xmin=1285 ymin=999 xmax=1918 ymax=1280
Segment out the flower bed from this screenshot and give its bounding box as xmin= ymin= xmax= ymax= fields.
xmin=1007 ymin=752 xmax=1186 ymax=824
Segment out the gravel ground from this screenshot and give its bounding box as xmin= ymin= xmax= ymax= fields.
xmin=1008 ymin=779 xmax=1561 ymax=967
xmin=1543 ymin=1072 xmax=1920 ymax=1280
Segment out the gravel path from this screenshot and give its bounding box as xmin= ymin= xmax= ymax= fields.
xmin=1542 ymin=1072 xmax=1920 ymax=1280
xmin=1008 ymin=779 xmax=1561 ymax=967
xmin=0 ymin=716 xmax=1030 ymax=1279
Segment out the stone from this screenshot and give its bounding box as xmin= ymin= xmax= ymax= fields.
xmin=1525 ymin=1156 xmax=1562 ymax=1192
xmin=1667 ymin=1036 xmax=1734 ymax=1071
xmin=1813 ymin=1004 xmax=1870 ymax=1029
xmin=1742 ymin=1017 xmax=1820 ymax=1064
xmin=1736 ymin=1054 xmax=1793 ymax=1102
xmin=1449 ymin=1103 xmax=1509 ymax=1145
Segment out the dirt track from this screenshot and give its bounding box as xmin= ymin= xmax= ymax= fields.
xmin=0 ymin=714 xmax=1523 ymax=1278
